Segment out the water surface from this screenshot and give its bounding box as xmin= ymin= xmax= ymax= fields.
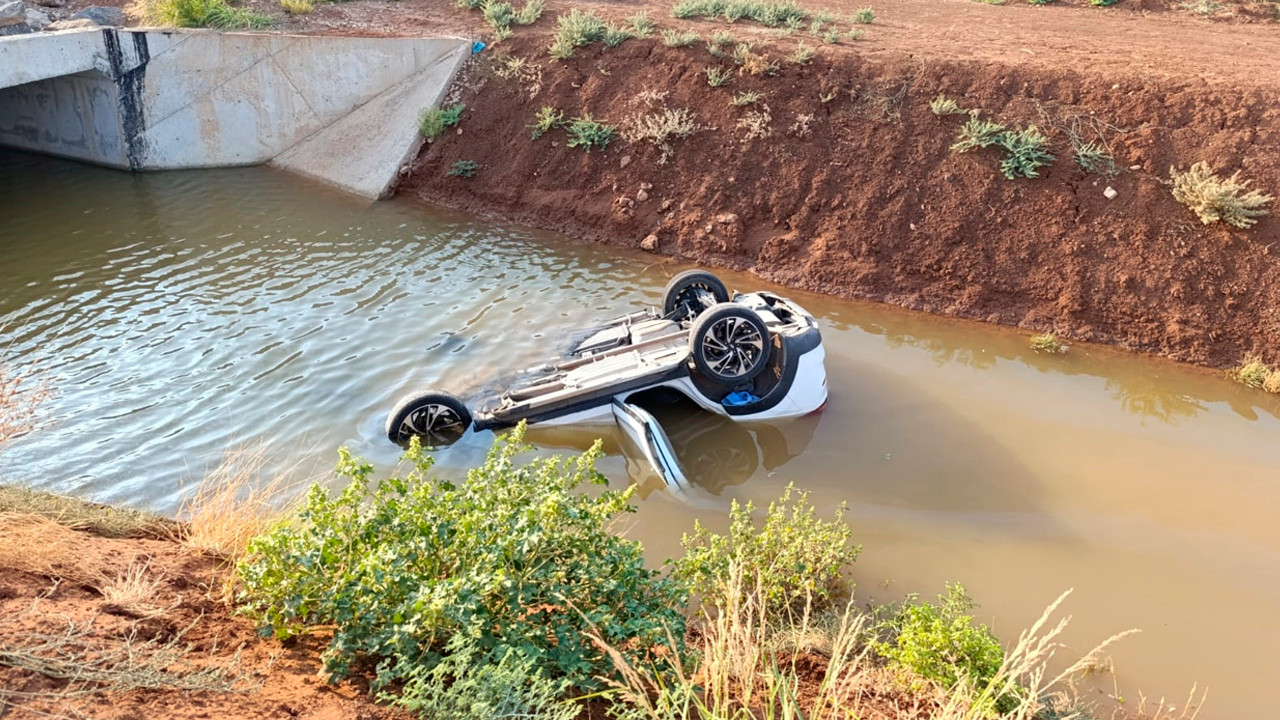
xmin=2 ymin=149 xmax=1278 ymax=718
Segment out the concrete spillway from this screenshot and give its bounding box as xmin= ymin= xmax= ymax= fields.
xmin=0 ymin=28 xmax=469 ymax=198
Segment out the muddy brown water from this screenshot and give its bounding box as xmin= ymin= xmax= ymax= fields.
xmin=1 ymin=149 xmax=1278 ymax=718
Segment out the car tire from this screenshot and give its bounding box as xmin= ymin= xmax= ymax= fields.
xmin=663 ymin=270 xmax=730 ymax=322
xmin=689 ymin=303 xmax=771 ymax=384
xmin=385 ymin=390 xmax=472 ymax=446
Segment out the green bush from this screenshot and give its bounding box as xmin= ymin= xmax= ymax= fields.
xmin=396 ymin=634 xmax=576 ymax=720
xmin=672 ymin=0 xmax=810 ymax=27
xmin=448 ymin=159 xmax=479 ymax=178
xmin=951 ymin=115 xmax=1055 ymax=180
xmin=673 ymin=484 xmax=859 ymax=617
xmin=565 ymin=114 xmax=617 ymax=151
xmin=420 ymin=104 xmax=465 ymax=138
xmin=130 ymin=0 xmax=271 ymax=29
xmin=236 ymin=426 xmax=687 ymax=697
xmin=548 ymin=8 xmax=637 ymax=58
xmin=661 ymin=28 xmax=701 ymax=47
xmin=529 ymin=106 xmax=564 ymax=139
xmin=996 ymin=126 xmax=1054 ymax=179
xmin=874 ymin=584 xmax=1005 ymax=695
xmin=852 ymin=6 xmax=875 ymax=23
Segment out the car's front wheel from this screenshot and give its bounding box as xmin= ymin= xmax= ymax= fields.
xmin=689 ymin=303 xmax=771 ymax=384
xmin=663 ymin=270 xmax=730 ymax=322
xmin=385 ymin=390 xmax=472 ymax=446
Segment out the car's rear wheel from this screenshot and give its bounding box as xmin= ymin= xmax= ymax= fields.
xmin=385 ymin=391 xmax=471 ymax=446
xmin=689 ymin=303 xmax=771 ymax=384
xmin=663 ymin=270 xmax=730 ymax=322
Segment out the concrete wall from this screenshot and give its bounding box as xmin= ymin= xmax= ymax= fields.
xmin=0 ymin=29 xmax=469 ymax=198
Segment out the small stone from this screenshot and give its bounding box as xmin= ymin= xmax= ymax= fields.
xmin=660 ymin=199 xmax=673 ymax=212
xmin=640 ymin=234 xmax=658 ymax=252
xmin=909 ymin=222 xmax=917 ymax=231
xmin=31 ymin=0 xmax=64 ymax=6
xmin=455 ymin=127 xmax=462 ymax=135
xmin=1129 ymin=164 xmax=1141 ymax=171
xmin=639 ymin=182 xmax=653 ymax=191
xmin=636 ymin=189 xmax=649 ymax=202
xmin=715 ymin=213 xmax=738 ymax=225
xmin=0 ymin=1 xmax=24 ymax=26
xmin=1103 ymin=186 xmax=1118 ymax=200
xmin=25 ymin=9 xmax=50 ymax=29
xmin=619 ymin=155 xmax=631 ymax=169
xmin=703 ymin=223 xmax=714 ymax=234
xmin=70 ymin=5 xmax=123 ymax=25
xmin=0 ymin=21 xmax=32 ymax=35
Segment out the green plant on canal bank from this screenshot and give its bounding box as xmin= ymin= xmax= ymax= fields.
xmin=231 ymin=423 xmax=1154 ymax=719
xmin=419 ymin=104 xmax=466 ymax=139
xmin=448 ymin=159 xmax=480 ymax=178
xmin=127 ymin=0 xmax=271 ymax=29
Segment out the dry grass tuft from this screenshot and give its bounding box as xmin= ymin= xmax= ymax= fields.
xmin=181 ymin=446 xmax=298 ymax=561
xmin=1227 ymin=355 xmax=1277 ymax=392
xmin=0 ymin=485 xmax=175 ymax=539
xmin=96 ymin=557 xmax=165 ymax=617
xmin=1030 ymin=333 xmax=1067 ymax=354
xmin=1170 ymin=162 xmax=1273 ymax=229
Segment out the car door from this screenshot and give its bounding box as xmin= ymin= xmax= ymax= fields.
xmin=611 ymin=399 xmax=691 ymax=495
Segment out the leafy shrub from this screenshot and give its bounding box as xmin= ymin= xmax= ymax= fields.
xmin=731 ymin=91 xmax=762 ymax=106
xmin=952 ymin=116 xmax=1055 ymax=180
xmin=565 ymin=113 xmax=617 ymax=152
xmin=448 ymin=159 xmax=479 ymax=178
xmin=930 ymin=95 xmax=966 ymax=116
xmin=874 ymin=584 xmax=1005 ymax=696
xmin=852 ymin=6 xmax=875 ymax=23
xmin=950 ymin=115 xmax=1007 ymax=152
xmin=396 ymin=634 xmax=576 ymax=720
xmin=1029 ymin=333 xmax=1066 ymax=354
xmin=127 ymin=0 xmax=271 ymax=28
xmin=513 ymin=0 xmax=544 ymax=24
xmin=846 ymin=28 xmax=866 ymax=40
xmin=419 ymin=103 xmax=465 ymax=138
xmin=1090 ymin=0 xmax=1119 ymax=5
xmin=661 ymin=28 xmax=700 ymax=47
xmin=705 ymin=66 xmax=733 ymax=87
xmin=820 ymin=27 xmax=841 ymax=43
xmin=996 ymin=126 xmax=1054 ymax=179
xmin=236 ymin=427 xmax=687 ymax=697
xmin=1028 ymin=0 xmax=1055 ymax=5
xmin=673 ymin=484 xmax=859 ymax=617
xmin=529 ymin=106 xmax=563 ymax=139
xmin=1170 ymin=162 xmax=1273 ymax=229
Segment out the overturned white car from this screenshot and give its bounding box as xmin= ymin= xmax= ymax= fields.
xmin=385 ymin=270 xmax=827 ymax=484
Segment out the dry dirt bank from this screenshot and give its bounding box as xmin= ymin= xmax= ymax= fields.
xmin=0 ymin=514 xmax=407 ymax=720
xmin=400 ymin=11 xmax=1280 ymax=369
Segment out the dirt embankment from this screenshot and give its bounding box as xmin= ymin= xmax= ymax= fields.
xmin=401 ymin=7 xmax=1280 ymax=369
xmin=0 ymin=515 xmax=406 ymax=720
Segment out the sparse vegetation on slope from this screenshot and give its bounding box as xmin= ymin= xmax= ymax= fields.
xmin=127 ymin=0 xmax=271 ymax=29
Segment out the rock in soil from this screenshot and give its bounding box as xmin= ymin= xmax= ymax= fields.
xmin=0 ymin=21 xmax=32 ymax=34
xmin=70 ymin=5 xmax=122 ymax=25
xmin=640 ymin=234 xmax=659 ymax=252
xmin=0 ymin=1 xmax=25 ymax=26
xmin=25 ymin=8 xmax=49 ymax=29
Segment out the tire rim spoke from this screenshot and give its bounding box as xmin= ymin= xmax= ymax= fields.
xmin=398 ymin=404 xmax=464 ymax=444
xmin=702 ymin=316 xmax=763 ymax=379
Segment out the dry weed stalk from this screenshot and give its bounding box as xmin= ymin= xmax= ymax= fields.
xmin=0 ymin=615 xmax=249 ymax=703
xmin=1171 ymin=162 xmax=1273 ymax=229
xmin=0 ymin=363 xmax=49 ymax=448
xmin=181 ymin=445 xmax=298 ymax=560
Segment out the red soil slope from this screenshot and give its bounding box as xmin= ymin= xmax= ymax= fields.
xmin=400 ymin=2 xmax=1280 ymax=369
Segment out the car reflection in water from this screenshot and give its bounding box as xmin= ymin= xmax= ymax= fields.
xmin=526 ymin=387 xmax=820 ymax=500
